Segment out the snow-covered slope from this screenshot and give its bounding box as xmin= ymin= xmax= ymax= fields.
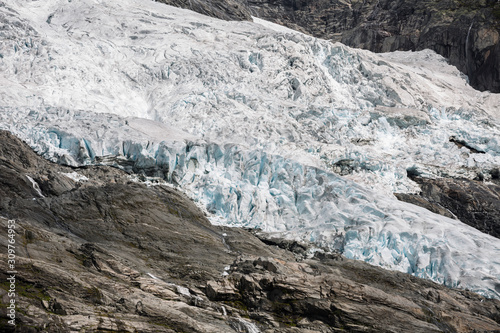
xmin=1 ymin=0 xmax=500 ymax=298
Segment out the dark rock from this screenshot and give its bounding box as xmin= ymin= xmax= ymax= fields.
xmin=331 ymin=158 xmax=357 ymax=176
xmin=401 ymin=176 xmax=500 ymax=238
xmin=213 ymin=256 xmax=500 ymax=332
xmin=1 ymin=130 xmax=500 ymax=332
xmin=206 ymin=280 xmax=240 ymax=301
xmin=394 ymin=192 xmax=457 ymax=220
xmin=256 ymin=235 xmax=309 ymax=257
xmin=48 ymin=299 xmax=67 ymax=315
xmin=449 ymin=135 xmax=486 ymax=154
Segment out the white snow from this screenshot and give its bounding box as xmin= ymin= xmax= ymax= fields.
xmin=1 ymin=0 xmax=500 ymax=298
xmin=175 ymin=285 xmax=192 ymax=297
xmin=231 ymin=317 xmax=261 ymax=333
xmin=25 ymin=175 xmax=45 ymax=198
xmin=62 ymin=172 xmax=89 ymax=182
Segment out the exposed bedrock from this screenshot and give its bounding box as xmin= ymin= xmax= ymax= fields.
xmin=1 ymin=132 xmax=500 ymax=332
xmin=397 ymin=176 xmax=500 ymax=239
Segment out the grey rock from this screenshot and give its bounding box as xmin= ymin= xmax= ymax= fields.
xmin=394 ymin=192 xmax=458 ymax=220
xmin=406 ymin=176 xmax=500 ymax=238
xmin=1 ymin=130 xmax=500 ymax=332
xmin=208 ymin=256 xmax=500 ymax=332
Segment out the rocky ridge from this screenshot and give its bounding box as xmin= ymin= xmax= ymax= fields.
xmin=1 ymin=132 xmax=500 ymax=332
xmin=397 ymin=175 xmax=500 ymax=239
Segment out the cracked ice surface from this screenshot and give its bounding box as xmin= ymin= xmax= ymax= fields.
xmin=1 ymin=0 xmax=500 ymax=298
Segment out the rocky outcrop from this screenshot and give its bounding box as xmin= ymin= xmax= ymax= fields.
xmin=1 ymin=129 xmax=500 ymax=332
xmin=0 ymin=130 xmax=289 ymax=332
xmin=208 ymin=255 xmax=500 ymax=332
xmin=394 ymin=192 xmax=458 ymax=220
xmin=398 ymin=176 xmax=500 ymax=239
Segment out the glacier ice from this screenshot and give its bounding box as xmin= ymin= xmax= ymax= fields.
xmin=1 ymin=0 xmax=500 ymax=299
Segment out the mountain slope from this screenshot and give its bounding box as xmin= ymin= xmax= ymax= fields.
xmin=1 ymin=130 xmax=500 ymax=332
xmin=1 ymin=0 xmax=500 ymax=300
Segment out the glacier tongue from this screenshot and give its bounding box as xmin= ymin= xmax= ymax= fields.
xmin=4 ymin=106 xmax=500 ymax=299
xmin=1 ymin=0 xmax=500 ymax=298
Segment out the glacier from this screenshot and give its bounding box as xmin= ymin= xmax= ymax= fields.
xmin=1 ymin=0 xmax=500 ymax=298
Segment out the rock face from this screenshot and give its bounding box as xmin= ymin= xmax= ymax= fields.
xmin=397 ymin=176 xmax=500 ymax=239
xmin=1 ymin=131 xmax=500 ymax=332
xmin=157 ymin=0 xmax=500 ymax=92
xmin=211 ymin=254 xmax=500 ymax=332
